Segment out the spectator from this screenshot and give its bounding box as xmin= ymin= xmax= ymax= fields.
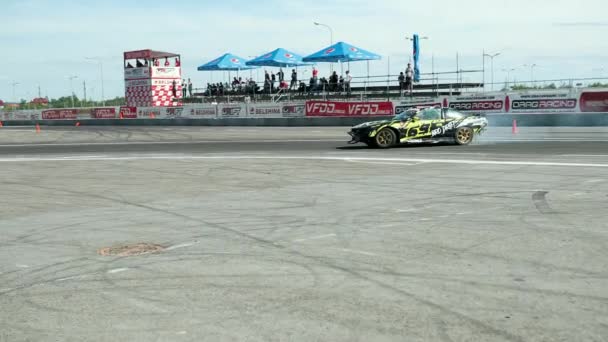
xmin=278 ymin=68 xmax=285 ymax=82
xmin=329 ymin=71 xmax=338 ymax=92
xmin=345 ymin=70 xmax=352 ymax=95
xmin=309 ymin=77 xmax=315 ymax=94
xmin=279 ymin=80 xmax=289 ymax=90
xmin=271 ymin=72 xmax=276 ymax=92
xmin=175 ymin=58 xmax=181 ymax=67
xmin=181 ymin=79 xmax=186 ymax=98
xmin=164 ymin=58 xmax=170 ymax=67
xmin=188 ymin=78 xmax=193 ymax=97
xmin=312 ymin=67 xmax=318 ymax=80
xmin=232 ymin=77 xmax=239 ymax=89
xmin=153 ymin=59 xmax=160 ymax=67
xmin=172 ymin=79 xmax=177 ymax=98
xmin=398 ymin=72 xmax=406 ymax=93
xmin=339 ymin=75 xmax=344 ymax=92
xmin=298 ymin=81 xmax=307 ymax=96
xmin=405 ymin=63 xmax=413 ymax=95
xmin=290 ymin=69 xmax=297 ymax=90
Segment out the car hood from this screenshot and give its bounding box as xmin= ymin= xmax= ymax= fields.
xmin=351 ymin=120 xmax=391 ymax=130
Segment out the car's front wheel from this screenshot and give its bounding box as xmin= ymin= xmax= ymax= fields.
xmin=373 ymin=128 xmax=396 ymax=148
xmin=454 ymin=127 xmax=474 ymax=145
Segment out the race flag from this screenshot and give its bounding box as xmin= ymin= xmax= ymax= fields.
xmin=413 ymin=34 xmax=421 ymax=82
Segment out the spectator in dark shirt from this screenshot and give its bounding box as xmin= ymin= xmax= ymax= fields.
xmin=398 ymin=72 xmax=406 ymax=93
xmin=290 ymin=69 xmax=297 ymax=90
xmin=271 ymin=72 xmax=276 ymax=92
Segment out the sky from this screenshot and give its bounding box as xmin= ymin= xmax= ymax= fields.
xmin=1 ymin=0 xmax=607 ymax=102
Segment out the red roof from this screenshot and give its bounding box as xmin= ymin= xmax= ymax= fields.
xmin=31 ymin=97 xmax=49 ymax=105
xmin=124 ymin=49 xmax=180 ymax=60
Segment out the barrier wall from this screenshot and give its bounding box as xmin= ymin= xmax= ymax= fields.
xmin=2 ymin=88 xmax=608 ymax=126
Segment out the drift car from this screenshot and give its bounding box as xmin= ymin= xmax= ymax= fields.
xmin=348 ymin=107 xmax=488 ymax=148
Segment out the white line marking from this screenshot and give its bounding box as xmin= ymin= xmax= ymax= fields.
xmin=1 ymin=154 xmax=607 ymax=168
xmin=0 ymin=139 xmax=344 ymax=148
xmin=346 ymin=159 xmax=423 ymax=166
xmin=107 ymin=268 xmax=129 ymax=274
xmin=292 ymin=234 xmax=336 ymax=243
xmin=166 ymin=241 xmax=199 ymax=251
xmin=56 ymin=275 xmax=90 ymax=282
xmin=16 ymin=264 xmax=29 ymax=268
xmin=561 ymin=154 xmax=608 ymax=157
xmin=339 ymin=248 xmax=378 ymax=256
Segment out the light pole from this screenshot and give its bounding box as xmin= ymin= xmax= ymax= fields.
xmin=85 ymin=57 xmax=105 ymax=106
xmin=68 ymin=75 xmax=78 ymax=108
xmin=314 ymin=21 xmax=334 ymax=72
xmin=483 ymin=52 xmax=501 ymax=91
xmin=10 ymin=81 xmax=19 ymax=103
xmin=502 ymin=68 xmax=516 ymax=89
xmin=523 ymin=64 xmax=538 ymax=87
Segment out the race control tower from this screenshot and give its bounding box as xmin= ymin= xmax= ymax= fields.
xmin=123 ymin=49 xmax=182 ymax=107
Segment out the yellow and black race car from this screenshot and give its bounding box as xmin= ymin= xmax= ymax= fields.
xmin=348 ymin=107 xmax=488 ymax=148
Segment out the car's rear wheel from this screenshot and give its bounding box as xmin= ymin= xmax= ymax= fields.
xmin=374 ymin=128 xmax=396 ymax=148
xmin=454 ymin=127 xmax=474 ymax=145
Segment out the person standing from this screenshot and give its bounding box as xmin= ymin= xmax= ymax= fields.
xmin=405 ymin=63 xmax=413 ymax=95
xmin=278 ymin=68 xmax=284 ymax=82
xmin=187 ymin=78 xmax=193 ymax=97
xmin=181 ymin=79 xmax=187 ymax=98
xmin=290 ymin=69 xmax=297 ymax=90
xmin=398 ymin=72 xmax=405 ymax=94
xmin=345 ymin=70 xmax=352 ymax=95
xmin=271 ymin=72 xmax=276 ymax=93
xmin=171 ymin=79 xmax=177 ymax=99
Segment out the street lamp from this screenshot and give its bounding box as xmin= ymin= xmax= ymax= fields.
xmin=523 ymin=64 xmax=538 ymax=86
xmin=483 ymin=52 xmax=501 ymax=91
xmin=10 ymin=81 xmax=19 ymax=103
xmin=314 ymin=21 xmax=334 ymax=72
xmin=85 ymin=57 xmax=105 ymax=106
xmin=68 ymin=75 xmax=78 ymax=108
xmin=502 ymin=68 xmax=516 ymax=89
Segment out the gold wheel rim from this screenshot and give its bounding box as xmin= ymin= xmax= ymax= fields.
xmin=377 ymin=130 xmax=393 ymax=146
xmin=457 ymin=128 xmax=472 ymax=143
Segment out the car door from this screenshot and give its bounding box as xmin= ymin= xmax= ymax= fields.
xmin=396 ymin=108 xmax=443 ymax=142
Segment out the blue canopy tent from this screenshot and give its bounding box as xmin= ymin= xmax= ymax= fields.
xmin=302 ymin=42 xmax=381 ymax=63
xmin=303 ymin=42 xmax=381 ymax=90
xmin=197 ymin=53 xmax=257 ymax=84
xmin=197 ymin=53 xmax=257 ymax=71
xmin=246 ymin=48 xmax=310 ymax=67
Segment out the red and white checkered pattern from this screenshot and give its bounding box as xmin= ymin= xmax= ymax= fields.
xmin=125 ymin=78 xmax=182 ymax=107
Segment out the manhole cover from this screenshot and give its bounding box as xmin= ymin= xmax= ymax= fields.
xmin=97 ymin=243 xmax=164 ymax=257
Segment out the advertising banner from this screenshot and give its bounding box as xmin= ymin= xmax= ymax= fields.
xmin=150 ymin=67 xmax=181 ymax=79
xmin=136 ymin=107 xmax=162 ymax=118
xmin=448 ymin=95 xmax=504 ymax=113
xmin=579 ymin=91 xmax=608 ymax=112
xmin=305 ymin=101 xmax=393 ymax=117
xmin=91 ymin=107 xmax=117 ymax=119
xmin=507 ymin=92 xmax=578 ymax=113
xmin=247 ymin=103 xmax=283 ymax=118
xmin=393 ymin=101 xmax=441 ymax=114
xmin=41 ymin=109 xmax=78 ymax=120
xmin=124 ymin=67 xmax=150 ymax=80
xmin=185 ymin=105 xmax=217 ymax=118
xmin=281 ymin=103 xmax=306 ymax=118
xmin=218 ymin=104 xmax=247 ymax=118
xmin=3 ymin=110 xmax=41 ymax=121
xmin=119 ymin=106 xmax=138 ymax=119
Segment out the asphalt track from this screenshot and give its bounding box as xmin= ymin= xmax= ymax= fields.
xmin=1 ymin=126 xmax=607 ymax=342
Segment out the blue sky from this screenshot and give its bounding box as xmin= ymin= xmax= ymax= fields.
xmin=1 ymin=0 xmax=607 ymax=101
